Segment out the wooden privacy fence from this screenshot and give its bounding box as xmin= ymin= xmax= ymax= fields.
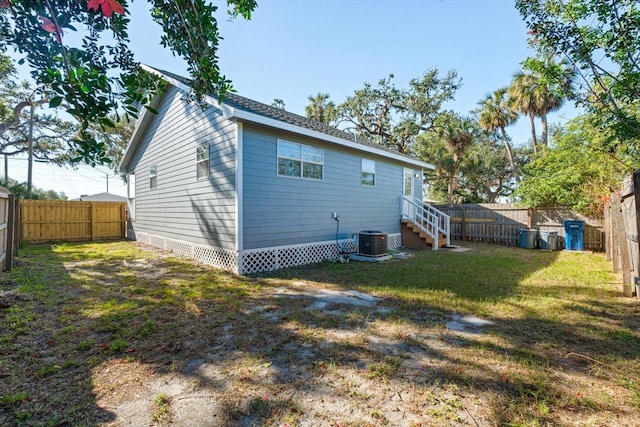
xmin=20 ymin=200 xmax=126 ymax=243
xmin=434 ymin=204 xmax=604 ymax=251
xmin=605 ymin=171 xmax=640 ymax=297
xmin=0 ymin=187 xmax=16 ymax=271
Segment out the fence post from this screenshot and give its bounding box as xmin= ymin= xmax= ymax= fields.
xmin=461 ymin=207 xmax=467 ymax=241
xmin=604 ymin=200 xmax=612 ymax=261
xmin=91 ymin=202 xmax=96 ymax=241
xmin=615 ymin=196 xmax=633 ymax=297
xmin=15 ymin=198 xmax=21 ymax=252
xmin=6 ymin=194 xmax=14 ymax=271
xmin=121 ymin=202 xmax=126 ymax=239
xmin=633 ymin=171 xmax=640 ymax=290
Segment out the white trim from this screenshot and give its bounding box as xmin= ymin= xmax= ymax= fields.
xmin=276 ymin=138 xmax=324 ymax=180
xmin=140 ymin=64 xmax=235 ymax=119
xmin=118 ymin=90 xmax=166 ymax=173
xmin=235 ymin=109 xmax=433 ymax=170
xmin=195 ymin=141 xmax=210 ymax=180
xmin=361 ymin=158 xmax=376 ymax=186
xmin=235 ymin=122 xmax=244 ymax=254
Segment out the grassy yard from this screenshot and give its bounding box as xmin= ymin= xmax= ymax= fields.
xmin=0 ymin=241 xmax=639 ymax=426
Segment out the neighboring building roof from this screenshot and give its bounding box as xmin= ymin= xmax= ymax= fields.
xmin=119 ymin=65 xmax=434 ymax=172
xmin=72 ymin=192 xmax=127 ymax=202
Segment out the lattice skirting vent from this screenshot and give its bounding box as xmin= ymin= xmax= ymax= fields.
xmin=132 ymin=231 xmax=402 ymax=274
xmin=134 ymin=232 xmax=238 ymax=273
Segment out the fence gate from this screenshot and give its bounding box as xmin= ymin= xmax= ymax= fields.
xmin=20 ymin=200 xmax=126 ymax=243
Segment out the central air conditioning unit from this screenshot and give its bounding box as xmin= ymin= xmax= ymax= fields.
xmin=358 ymin=230 xmax=388 ymax=256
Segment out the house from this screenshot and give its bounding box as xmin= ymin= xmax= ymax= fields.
xmin=119 ymin=65 xmax=450 ymax=274
xmin=72 ymin=192 xmax=127 ymax=202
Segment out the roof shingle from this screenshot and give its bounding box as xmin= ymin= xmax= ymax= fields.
xmin=149 ymin=66 xmax=414 ymax=158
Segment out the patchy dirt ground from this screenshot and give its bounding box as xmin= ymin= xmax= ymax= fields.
xmin=1 ymin=241 xmax=639 ymax=426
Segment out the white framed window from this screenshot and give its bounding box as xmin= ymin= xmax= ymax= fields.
xmin=150 ymin=164 xmax=157 ymax=189
xmin=361 ymin=158 xmax=375 ymax=186
xmin=403 ymin=168 xmax=413 ymax=197
xmin=196 ymin=142 xmax=209 ymax=179
xmin=277 ymin=139 xmax=323 ymax=180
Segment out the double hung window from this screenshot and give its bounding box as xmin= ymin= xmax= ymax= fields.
xmin=277 ymin=139 xmax=323 ymax=180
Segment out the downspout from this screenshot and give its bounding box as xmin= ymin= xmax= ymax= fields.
xmin=235 ymin=122 xmax=244 ymax=274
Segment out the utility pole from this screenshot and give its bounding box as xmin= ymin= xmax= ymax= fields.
xmin=27 ymin=102 xmax=34 ymax=199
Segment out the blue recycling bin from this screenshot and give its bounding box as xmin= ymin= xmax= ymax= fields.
xmin=564 ymin=220 xmax=585 ymax=251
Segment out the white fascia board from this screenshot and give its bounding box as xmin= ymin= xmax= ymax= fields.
xmin=233 ymin=109 xmax=435 ymax=170
xmin=139 ymin=64 xmax=235 ymax=119
xmin=118 ymin=105 xmax=154 ymax=173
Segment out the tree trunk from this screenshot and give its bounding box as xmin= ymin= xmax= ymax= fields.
xmin=27 ymin=104 xmax=35 ymax=199
xmin=529 ymin=113 xmax=538 ymax=155
xmin=541 ymin=113 xmax=548 ymax=147
xmin=447 ymin=174 xmax=455 ymax=206
xmin=499 ymin=126 xmax=517 ymax=179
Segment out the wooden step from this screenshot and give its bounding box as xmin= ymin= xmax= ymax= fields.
xmin=401 ymin=219 xmax=447 ymax=249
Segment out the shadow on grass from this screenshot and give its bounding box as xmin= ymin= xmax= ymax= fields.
xmin=1 ymin=241 xmax=638 ymax=426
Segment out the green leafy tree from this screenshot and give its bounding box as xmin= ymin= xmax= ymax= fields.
xmin=457 ymin=137 xmax=520 ymax=203
xmin=84 ymin=115 xmax=135 ymax=173
xmin=338 ymin=70 xmax=461 ymax=153
xmin=271 ymin=98 xmax=286 ymax=111
xmin=305 ymin=92 xmax=337 ymax=126
xmin=416 ymin=112 xmax=475 ymax=205
xmin=0 ymin=0 xmax=257 ymax=164
xmin=0 ymin=52 xmax=80 ymax=197
xmin=516 ymin=113 xmax=635 ymax=218
xmin=0 ymin=177 xmax=66 ymax=200
xmin=476 ymin=87 xmax=518 ymax=174
xmin=516 ymin=0 xmax=640 ymax=148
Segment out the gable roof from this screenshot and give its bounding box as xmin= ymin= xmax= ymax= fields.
xmin=72 ymin=192 xmax=127 ymax=202
xmin=119 ymin=65 xmax=434 ymax=172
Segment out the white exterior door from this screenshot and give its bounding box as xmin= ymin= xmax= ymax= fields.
xmin=403 ymin=168 xmax=415 ymax=218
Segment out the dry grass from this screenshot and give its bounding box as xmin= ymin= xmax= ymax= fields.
xmin=0 ymin=240 xmax=639 ymax=426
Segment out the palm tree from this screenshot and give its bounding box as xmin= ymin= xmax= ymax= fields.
xmin=305 ymin=93 xmax=337 ymax=126
xmin=441 ymin=114 xmax=474 ymax=205
xmin=508 ymin=71 xmax=544 ymax=154
xmin=477 ymin=87 xmax=518 ymax=172
xmin=509 ymin=57 xmax=573 ymax=152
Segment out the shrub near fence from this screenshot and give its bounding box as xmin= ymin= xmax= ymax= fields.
xmin=434 ymin=204 xmax=604 ymax=251
xmin=20 ymin=200 xmax=126 ymax=243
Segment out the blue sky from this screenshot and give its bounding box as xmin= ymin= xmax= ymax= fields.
xmin=11 ymin=0 xmax=577 ymax=198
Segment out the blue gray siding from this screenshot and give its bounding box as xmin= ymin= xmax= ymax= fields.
xmin=127 ymin=87 xmax=237 ymax=249
xmin=242 ymin=125 xmax=417 ymax=249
